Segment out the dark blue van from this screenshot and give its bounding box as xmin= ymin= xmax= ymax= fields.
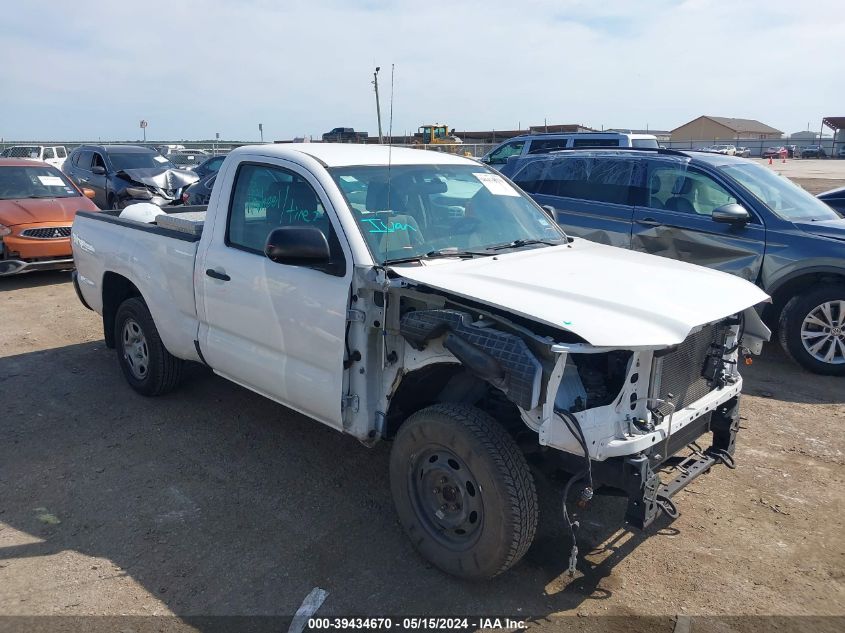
xmin=504 ymin=149 xmax=845 ymax=376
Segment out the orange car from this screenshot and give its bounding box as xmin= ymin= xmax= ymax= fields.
xmin=0 ymin=158 xmax=99 ymax=276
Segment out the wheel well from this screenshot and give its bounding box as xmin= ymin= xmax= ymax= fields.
xmin=102 ymin=272 xmax=142 ymax=348
xmin=764 ymin=273 xmax=845 ymax=330
xmin=384 ymin=363 xmax=524 ymax=439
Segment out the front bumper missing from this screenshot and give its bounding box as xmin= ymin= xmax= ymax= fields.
xmin=555 ymin=395 xmax=740 ymax=529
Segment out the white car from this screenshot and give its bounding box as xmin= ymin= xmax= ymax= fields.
xmin=710 ymin=144 xmax=737 ymax=156
xmin=1 ymin=145 xmax=68 ymax=169
xmin=71 ymin=144 xmax=769 ymax=579
xmin=481 ymin=132 xmax=660 ymax=168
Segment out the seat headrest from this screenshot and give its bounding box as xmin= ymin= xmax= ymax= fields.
xmin=366 ymin=180 xmax=390 ymax=211
xmin=288 ymin=181 xmax=319 ymax=211
xmin=672 ymin=176 xmax=694 ymax=195
xmin=650 ymin=173 xmax=663 ymax=195
xmin=265 ymin=181 xmax=290 ymax=209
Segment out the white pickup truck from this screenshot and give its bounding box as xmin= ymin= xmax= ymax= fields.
xmin=72 ymin=144 xmax=770 ymax=579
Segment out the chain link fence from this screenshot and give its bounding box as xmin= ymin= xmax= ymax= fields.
xmin=0 ymin=140 xmax=499 ymax=159
xmin=3 ymin=138 xmax=842 ymax=161
xmin=662 ymin=136 xmax=844 ymax=158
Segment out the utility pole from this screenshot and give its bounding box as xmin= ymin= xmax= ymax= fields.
xmin=259 ymin=123 xmax=264 ymax=143
xmin=373 ymin=66 xmax=383 ymax=144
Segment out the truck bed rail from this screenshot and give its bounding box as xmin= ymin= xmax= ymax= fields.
xmin=74 ymin=206 xmax=208 ymax=243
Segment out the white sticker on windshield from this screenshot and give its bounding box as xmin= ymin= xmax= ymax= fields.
xmin=37 ymin=176 xmax=65 ymax=186
xmin=154 ymin=155 xmax=169 ymax=163
xmin=473 ymin=172 xmax=520 ymax=196
xmin=339 ymin=176 xmax=358 ymax=182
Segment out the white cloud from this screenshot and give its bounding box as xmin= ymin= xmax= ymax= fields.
xmin=0 ymin=0 xmax=842 ymax=140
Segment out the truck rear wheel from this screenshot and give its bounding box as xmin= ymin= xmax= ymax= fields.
xmin=779 ymin=285 xmax=845 ymax=376
xmin=114 ymin=297 xmax=183 ymax=395
xmin=389 ymin=404 xmax=538 ymax=579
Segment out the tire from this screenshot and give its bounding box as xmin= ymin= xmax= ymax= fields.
xmin=389 ymin=404 xmax=538 ymax=579
xmin=778 ymin=285 xmax=845 ymax=376
xmin=114 ymin=297 xmax=184 ymax=395
xmin=109 ymin=195 xmax=120 ymax=210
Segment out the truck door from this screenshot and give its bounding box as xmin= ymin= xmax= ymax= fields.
xmin=196 ymin=159 xmax=351 ymax=430
xmin=631 ymin=161 xmax=766 ymax=281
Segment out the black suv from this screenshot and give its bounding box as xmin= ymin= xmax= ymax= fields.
xmin=503 ymin=149 xmax=845 ymax=375
xmin=63 ymin=145 xmax=198 ymax=209
xmin=321 ymin=127 xmax=367 ymax=143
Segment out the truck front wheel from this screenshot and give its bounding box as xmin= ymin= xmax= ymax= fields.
xmin=389 ymin=404 xmax=538 ymax=579
xmin=114 ymin=297 xmax=184 ymax=396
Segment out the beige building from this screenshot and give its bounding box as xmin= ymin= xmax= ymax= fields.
xmin=670 ymin=116 xmax=783 ymax=141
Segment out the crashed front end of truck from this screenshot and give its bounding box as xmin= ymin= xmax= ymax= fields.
xmin=344 ymin=264 xmax=770 ymax=535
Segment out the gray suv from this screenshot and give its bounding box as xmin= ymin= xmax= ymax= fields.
xmin=505 ymin=149 xmax=845 ymax=375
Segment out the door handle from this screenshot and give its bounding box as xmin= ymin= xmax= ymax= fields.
xmin=205 ymin=268 xmax=231 ymax=281
xmin=636 ymin=218 xmax=662 ymax=227
xmin=78 ymin=177 xmax=88 ymax=183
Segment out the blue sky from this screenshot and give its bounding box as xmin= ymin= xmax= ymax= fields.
xmin=0 ymin=0 xmax=842 ymax=141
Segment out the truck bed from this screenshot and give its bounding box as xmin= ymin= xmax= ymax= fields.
xmin=72 ymin=205 xmax=207 ymax=363
xmin=75 ymin=205 xmax=208 ymax=242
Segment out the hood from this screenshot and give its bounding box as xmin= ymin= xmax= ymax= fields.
xmin=817 ymin=185 xmax=845 ymax=199
xmin=117 ymin=168 xmax=199 ymax=189
xmin=0 ymin=196 xmax=98 ymax=226
xmin=793 ymin=218 xmax=845 ymax=242
xmin=391 ymin=240 xmax=770 ymax=348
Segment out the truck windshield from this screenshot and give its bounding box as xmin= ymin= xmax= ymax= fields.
xmin=720 ymin=162 xmax=841 ymax=222
xmin=109 ymin=152 xmax=174 ymax=171
xmin=0 ymin=165 xmax=80 ymax=199
xmin=330 ymin=164 xmax=564 ymax=264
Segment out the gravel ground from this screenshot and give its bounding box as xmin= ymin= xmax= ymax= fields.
xmin=1 ymin=178 xmax=843 ymax=628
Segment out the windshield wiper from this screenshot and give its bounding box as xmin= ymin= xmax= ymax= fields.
xmin=484 ymin=237 xmax=566 ymax=251
xmin=382 ymin=248 xmax=494 ymax=266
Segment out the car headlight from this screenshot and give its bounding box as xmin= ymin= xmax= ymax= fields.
xmin=124 ymin=186 xmax=154 ymax=199
xmin=0 ymin=224 xmax=11 ymax=237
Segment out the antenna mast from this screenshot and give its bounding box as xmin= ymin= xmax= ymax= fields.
xmin=386 ymin=64 xmax=395 ymax=210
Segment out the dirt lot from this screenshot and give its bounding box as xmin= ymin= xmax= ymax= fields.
xmin=1 ymin=175 xmax=843 ymax=628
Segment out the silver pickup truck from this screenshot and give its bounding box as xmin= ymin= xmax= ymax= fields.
xmin=71 ymin=144 xmax=770 ymax=578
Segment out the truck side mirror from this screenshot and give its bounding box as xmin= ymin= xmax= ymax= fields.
xmin=264 ymin=226 xmax=331 ymax=265
xmin=91 ymin=165 xmax=106 ymax=175
xmin=712 ymin=203 xmax=750 ymax=224
xmin=541 ymin=205 xmax=556 ymax=221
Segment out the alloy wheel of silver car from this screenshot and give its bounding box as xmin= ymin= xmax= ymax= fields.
xmin=122 ymin=318 xmax=150 ymax=379
xmin=800 ymin=300 xmax=845 ymax=365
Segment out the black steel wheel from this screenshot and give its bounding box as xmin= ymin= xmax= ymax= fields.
xmin=389 ymin=404 xmax=537 ymax=579
xmin=408 ymin=446 xmax=485 ymax=548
